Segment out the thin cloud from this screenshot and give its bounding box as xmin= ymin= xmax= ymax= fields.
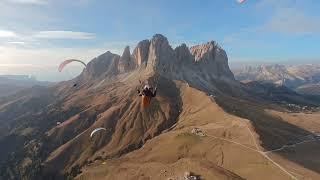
xmin=223 ymin=34 xmax=238 ymax=44
xmin=254 ymin=0 xmax=320 ymax=35
xmin=0 ymin=44 xmax=124 ymax=81
xmin=222 ymin=27 xmax=259 ymax=45
xmin=261 ymin=8 xmax=320 ymax=35
xmin=0 ymin=44 xmax=123 ymax=65
xmin=0 ymin=63 xmax=48 ymax=67
xmin=34 ymin=31 xmax=96 ymax=40
xmin=0 ymin=30 xmax=17 ymax=38
xmin=7 ymin=41 xmax=26 ymax=45
xmin=255 ymin=0 xmax=295 ymax=9
xmin=6 ymin=0 xmax=48 ymax=5
xmin=224 ymin=0 xmax=320 ymax=45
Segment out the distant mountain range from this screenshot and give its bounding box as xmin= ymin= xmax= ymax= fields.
xmin=232 ymin=64 xmax=320 ymax=95
xmin=0 ymin=75 xmax=51 ymax=97
xmin=296 ymin=83 xmax=320 ymax=95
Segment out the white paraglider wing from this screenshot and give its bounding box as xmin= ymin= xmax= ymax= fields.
xmin=90 ymin=128 xmax=107 ymax=138
xmin=237 ymin=0 xmax=246 ymax=4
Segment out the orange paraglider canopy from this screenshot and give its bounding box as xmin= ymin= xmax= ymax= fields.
xmin=142 ymin=96 xmax=151 ymax=108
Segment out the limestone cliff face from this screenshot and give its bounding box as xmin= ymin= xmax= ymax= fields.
xmin=234 ymin=64 xmax=320 ymax=88
xmin=118 ymin=46 xmax=134 ymax=73
xmin=132 ymin=40 xmax=150 ymax=68
xmin=174 ymin=43 xmax=193 ymax=65
xmin=83 ymin=51 xmax=120 ymax=79
xmin=145 ymin=34 xmax=176 ymax=73
xmin=81 ymin=34 xmax=235 ymax=86
xmin=130 ymin=34 xmax=235 ymax=81
xmin=190 ymin=41 xmax=234 ymax=79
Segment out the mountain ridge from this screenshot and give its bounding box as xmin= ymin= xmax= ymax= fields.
xmin=0 ymin=34 xmax=320 ymax=180
xmin=233 ymin=64 xmax=320 ymax=88
xmin=78 ymin=34 xmax=234 ymax=83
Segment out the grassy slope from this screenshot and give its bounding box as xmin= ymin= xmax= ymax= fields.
xmin=77 ymin=82 xmax=320 ymax=180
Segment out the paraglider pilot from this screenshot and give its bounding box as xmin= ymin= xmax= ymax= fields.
xmin=137 ymin=85 xmax=157 ymax=107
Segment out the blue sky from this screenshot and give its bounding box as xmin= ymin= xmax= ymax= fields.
xmin=0 ymin=0 xmax=320 ymax=81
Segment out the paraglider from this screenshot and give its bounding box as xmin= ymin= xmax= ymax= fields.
xmin=58 ymin=59 xmax=87 ymax=72
xmin=90 ymin=128 xmax=107 ymax=138
xmin=237 ymin=0 xmax=246 ymax=4
xmin=137 ymin=85 xmax=157 ymax=108
xmin=58 ymin=59 xmax=86 ymax=88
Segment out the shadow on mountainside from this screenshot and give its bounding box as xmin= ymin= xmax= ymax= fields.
xmin=40 ymin=75 xmax=183 ymax=179
xmin=214 ymin=95 xmax=320 ymax=174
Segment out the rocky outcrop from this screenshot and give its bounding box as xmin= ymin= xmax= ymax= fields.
xmin=129 ymin=34 xmax=235 ymax=83
xmin=146 ymin=34 xmax=176 ymax=73
xmin=132 ymin=40 xmax=150 ymax=67
xmin=79 ymin=34 xmax=235 ymax=88
xmin=190 ymin=41 xmax=234 ymax=79
xmin=233 ymin=64 xmax=320 ymax=88
xmin=190 ymin=41 xmax=217 ymax=62
xmin=118 ymin=46 xmax=134 ymax=73
xmin=83 ymin=51 xmax=120 ymax=79
xmin=191 ymin=128 xmax=206 ymax=137
xmin=174 ymin=43 xmax=193 ymax=65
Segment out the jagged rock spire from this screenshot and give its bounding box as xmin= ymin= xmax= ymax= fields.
xmin=82 ymin=34 xmax=235 ymax=81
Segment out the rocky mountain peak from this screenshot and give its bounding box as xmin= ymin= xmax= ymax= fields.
xmin=234 ymin=64 xmax=320 ymax=88
xmin=132 ymin=40 xmax=150 ymax=67
xmin=80 ymin=34 xmax=235 ymax=84
xmin=118 ymin=46 xmax=134 ymax=73
xmin=83 ymin=51 xmax=120 ymax=79
xmin=146 ymin=34 xmax=175 ymax=72
xmin=187 ymin=41 xmax=234 ymax=80
xmin=122 ymin=46 xmax=131 ymax=58
xmin=151 ymin=34 xmax=169 ymax=44
xmin=190 ymin=41 xmax=216 ymax=62
xmin=174 ymin=43 xmax=193 ymax=64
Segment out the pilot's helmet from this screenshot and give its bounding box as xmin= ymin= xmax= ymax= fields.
xmin=144 ymin=85 xmax=150 ymax=90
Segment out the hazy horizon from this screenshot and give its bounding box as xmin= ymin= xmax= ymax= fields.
xmin=1 ymin=0 xmax=320 ymax=81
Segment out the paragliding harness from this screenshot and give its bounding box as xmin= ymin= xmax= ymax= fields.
xmin=137 ymin=85 xmax=157 ymax=108
xmin=137 ymin=74 xmax=160 ymax=108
